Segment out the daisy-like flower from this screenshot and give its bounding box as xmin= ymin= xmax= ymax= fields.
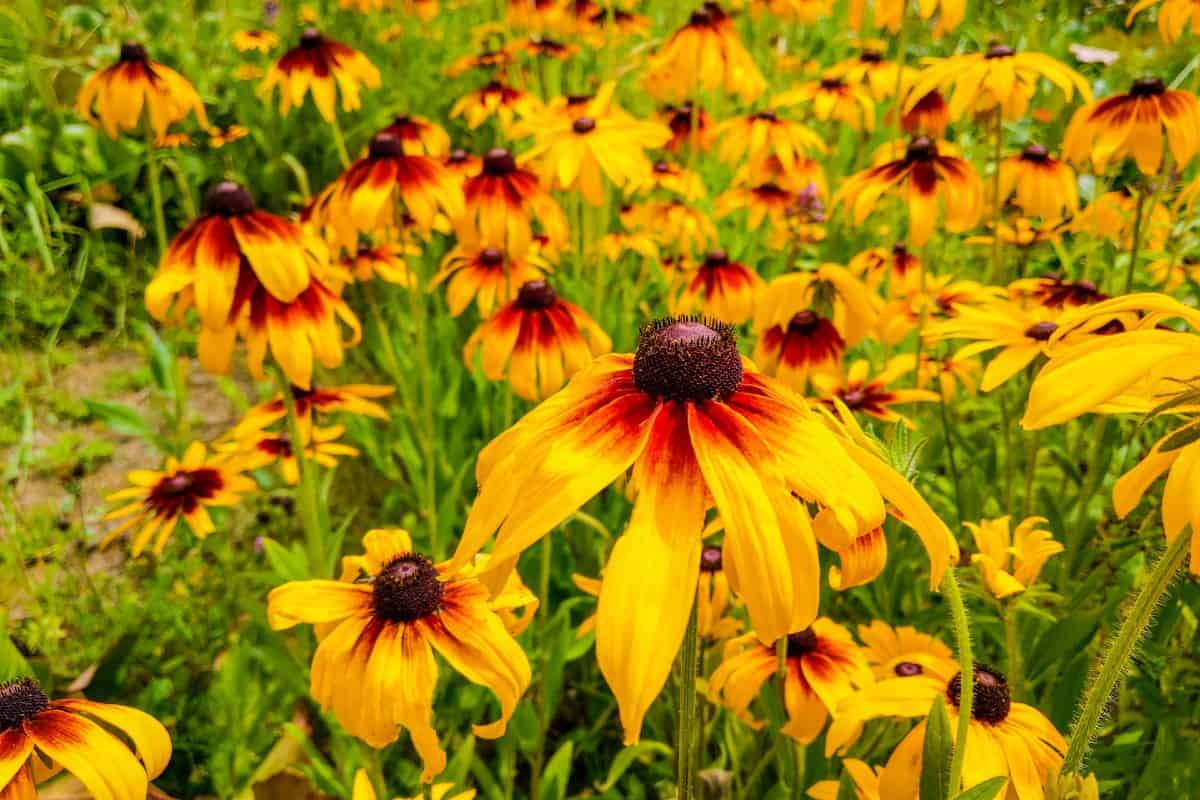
xmin=463 ymin=279 xmax=611 ymax=401
xmin=461 ymin=148 xmax=568 ymax=255
xmin=0 ymin=677 xmax=171 ymax=798
xmin=859 ymin=664 xmax=1066 ymax=799
xmin=905 ymin=42 xmax=1090 ymax=121
xmin=507 ymin=34 xmax=577 ymax=61
xmin=225 ymin=425 xmax=359 ymax=485
xmin=708 ymin=619 xmax=873 ymax=744
xmin=643 ymin=2 xmax=765 ymax=102
xmin=714 ymin=183 xmax=799 ymax=232
xmin=900 ymin=87 xmax=951 ymax=137
xmin=714 ymin=110 xmax=825 ymax=172
xmin=1148 ymin=255 xmax=1200 ymax=290
xmin=625 ymin=200 xmax=718 ymax=255
xmin=207 ymin=124 xmax=249 ymax=147
xmin=813 ymin=356 xmax=939 ymax=427
xmin=452 ymin=316 xmax=956 ymax=742
xmin=592 ymin=230 xmax=660 ymax=264
xmin=442 ymin=149 xmax=483 ymax=184
xmin=76 ymin=42 xmax=207 ymax=139
xmin=1009 ymin=274 xmax=1106 ymax=309
xmin=638 ymin=160 xmax=707 ymax=200
xmin=1127 ymin=0 xmax=1200 ymax=43
xmin=966 ymin=515 xmax=1063 ymax=599
xmin=1073 ymin=189 xmax=1172 ymax=251
xmin=918 ymin=351 xmax=983 ymax=400
xmin=433 ymin=240 xmax=550 ymax=317
xmin=103 ymin=442 xmax=255 ymax=556
xmin=268 ymin=529 xmax=531 ymax=782
xmin=233 ymin=29 xmax=279 ymax=52
xmin=734 ymin=153 xmax=828 ymax=196
xmin=755 ymin=263 xmax=879 ymax=349
xmin=342 ymin=241 xmax=415 ymax=286
xmin=260 ymin=28 xmax=381 ymax=122
xmin=445 ymin=48 xmax=513 ymax=78
xmin=752 ymin=309 xmax=845 ymax=391
xmin=377 ymin=114 xmax=450 ymax=157
xmin=806 ymin=760 xmax=882 ymax=800
xmin=877 ymin=274 xmax=1001 ymax=345
xmin=672 ymin=250 xmax=765 ymax=325
xmin=449 ymin=80 xmax=541 ymax=131
xmin=850 ymin=0 xmax=964 ymax=36
xmin=519 ymin=85 xmax=672 ymax=205
xmin=775 ymin=76 xmax=876 ymax=131
xmin=659 ymin=102 xmax=715 ymax=152
xmin=833 ymin=136 xmax=983 ymax=247
xmin=229 ymin=382 xmax=393 ymax=438
xmin=966 ymin=217 xmax=1068 ymax=249
xmin=1063 ymin=77 xmax=1200 ymax=174
xmin=313 ymin=132 xmax=464 ymax=248
xmin=998 ymin=144 xmax=1078 ymax=219
xmin=925 ymin=301 xmax=1065 ymax=393
xmin=849 ymin=242 xmax=923 ymax=297
xmin=824 ymin=48 xmax=904 ymax=101
xmin=755 ymin=0 xmax=834 ymax=22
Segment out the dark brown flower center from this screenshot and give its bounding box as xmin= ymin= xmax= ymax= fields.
xmin=653 ymin=160 xmax=671 ymax=174
xmin=448 ymin=148 xmax=469 ymax=163
xmin=372 ymin=555 xmax=443 ymax=623
xmin=787 ymin=309 xmax=820 ymax=333
xmin=892 ymin=241 xmax=909 ymax=257
xmin=480 ymin=247 xmax=504 ymax=265
xmin=573 ymin=116 xmax=597 ymax=134
xmin=906 ymin=136 xmax=938 ymax=162
xmin=704 ymin=250 xmax=729 ymax=267
xmin=819 ymin=77 xmax=844 ymax=90
xmin=841 ymin=388 xmax=868 ymax=409
xmin=204 ymin=181 xmax=255 ymax=216
xmin=633 ymin=316 xmax=743 ymax=402
xmin=947 ymin=665 xmax=1011 ymax=723
xmin=894 ymin=661 xmax=923 ymax=677
xmin=1024 ymin=321 xmax=1058 ymax=341
xmin=752 ymin=109 xmax=778 ymax=122
xmin=700 ymin=545 xmax=723 ymax=572
xmin=119 ymin=42 xmax=149 ymax=63
xmin=985 ymin=43 xmax=1015 ymax=59
xmin=483 ymin=147 xmax=517 ymax=175
xmin=1021 ymin=143 xmax=1049 ymax=162
xmin=689 ymin=8 xmax=714 ymax=25
xmin=860 ymin=48 xmax=884 ymax=63
xmin=1130 ymin=77 xmax=1165 ymax=97
xmin=566 ymin=94 xmax=593 ymax=106
xmin=146 ymin=468 xmax=223 ymax=517
xmin=785 ymin=628 xmax=819 ymax=658
xmin=299 ymin=27 xmax=323 ymax=48
xmin=0 ymin=679 xmax=49 ymax=732
xmin=368 ymin=133 xmax=404 ymax=160
xmin=516 ymin=279 xmax=557 ymax=309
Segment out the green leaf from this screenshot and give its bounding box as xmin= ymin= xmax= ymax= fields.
xmin=598 ymin=741 xmax=671 ymax=791
xmin=1158 ymin=422 xmax=1200 ymax=453
xmin=136 ymin=320 xmax=176 ymax=399
xmin=539 ymin=740 xmax=574 ymax=800
xmin=920 ymin=695 xmax=953 ymax=800
xmin=84 ymin=399 xmax=152 ymax=438
xmin=261 ymin=538 xmax=310 ymax=583
xmin=953 ymin=776 xmax=1008 ymax=800
xmin=0 ymin=614 xmax=32 ymax=682
xmin=837 ymin=771 xmax=858 ymax=800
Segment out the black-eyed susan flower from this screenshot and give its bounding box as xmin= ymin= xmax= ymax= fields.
xmin=734 ymin=152 xmax=827 ymax=196
xmin=592 ymin=230 xmax=660 ymax=264
xmin=226 ymin=425 xmax=359 ymax=485
xmin=877 ymin=274 xmax=1001 ymax=345
xmin=833 ymin=136 xmax=983 ymax=247
xmin=925 ymin=301 xmax=1064 ymax=393
xmin=825 ymin=48 xmax=904 ymax=100
xmin=858 ymin=665 xmax=1066 ymax=798
xmin=708 ymin=619 xmax=873 ymax=744
xmin=714 ymin=110 xmax=824 ymax=172
xmin=637 ymin=159 xmax=707 ymax=200
xmin=625 ymin=200 xmax=718 ymax=254
xmin=76 ymin=42 xmax=207 ymax=139
xmin=230 ymin=382 xmax=393 ymax=439
xmin=449 ymin=80 xmax=541 ymax=131
xmin=463 ymin=279 xmax=611 ymax=400
xmin=775 ymin=76 xmax=876 ymax=131
xmin=452 ymin=317 xmax=956 ymax=742
xmin=0 ymin=677 xmax=171 ymax=798
xmin=850 ymin=0 xmax=964 ymax=36
xmin=806 ymin=759 xmax=882 ymax=800
xmin=461 ymin=148 xmax=568 ymax=254
xmin=672 ymin=250 xmax=764 ymax=324
xmin=442 ymin=148 xmax=483 ymax=184
xmin=207 ymin=124 xmax=249 ymax=147
xmin=233 ymin=29 xmax=279 ymax=52
xmin=849 ymin=242 xmax=923 ymax=297
xmin=900 ymin=87 xmax=950 ymax=137
xmin=103 ymin=442 xmax=255 ymax=555
xmin=445 ymin=48 xmax=513 ymax=78
xmin=433 ymin=240 xmax=550 ymax=317
xmin=906 ymin=43 xmax=1090 ymax=121
xmin=1148 ymin=255 xmax=1200 ymax=289
xmin=966 ymin=515 xmax=1063 ymax=599
xmin=342 ymin=241 xmax=415 ymax=286
xmin=268 ymin=529 xmax=531 ymax=781
xmin=918 ymin=351 xmax=983 ymax=400
xmin=755 ymin=263 xmax=879 ymax=349
xmin=260 ymin=29 xmax=381 ymax=121
xmin=314 ymin=132 xmax=464 ymax=248
xmin=998 ymin=144 xmax=1079 ymax=219
xmin=1127 ymin=0 xmax=1200 ymax=42
xmin=1073 ymin=189 xmax=1172 ymax=250
xmin=1064 ymin=78 xmax=1200 ymax=174
xmin=520 ymin=85 xmax=672 ymax=205
xmin=507 ymin=34 xmax=577 ymax=61
xmin=1009 ymin=274 xmax=1106 ymax=309
xmin=755 ymin=0 xmax=833 ymax=21
xmin=659 ymin=102 xmax=715 ymax=152
xmin=377 ymin=114 xmax=451 ymax=157
xmin=966 ymin=217 xmax=1067 ymax=249
xmin=752 ymin=309 xmax=845 ymax=391
xmin=714 ymin=183 xmax=798 ymax=231
xmin=813 ymin=357 xmax=939 ymax=427
xmin=643 ymin=2 xmax=765 ymax=102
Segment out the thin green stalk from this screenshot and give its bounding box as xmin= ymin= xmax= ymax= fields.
xmin=1122 ymin=189 xmax=1147 ymax=295
xmin=330 ymin=114 xmax=352 ymax=168
xmin=1061 ymin=528 xmax=1192 ymax=774
xmin=677 ymin=601 xmax=700 ymax=800
xmin=1022 ymin=428 xmax=1042 ymax=518
xmin=938 ymin=385 xmax=964 ymax=525
xmin=942 ymin=569 xmax=974 ymax=794
xmin=275 ymin=369 xmax=327 ymax=575
xmin=999 ymin=389 xmax=1015 ymax=512
xmin=1004 ymin=602 xmax=1022 ymax=699
xmin=1066 ymin=417 xmax=1113 ymax=573
xmin=146 ymin=145 xmax=168 ymax=257
xmin=987 ymin=111 xmax=1004 ymax=284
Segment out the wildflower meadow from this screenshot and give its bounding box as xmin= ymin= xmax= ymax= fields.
xmin=4 ymin=0 xmax=1200 ymax=798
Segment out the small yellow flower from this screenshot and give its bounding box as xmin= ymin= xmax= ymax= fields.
xmin=965 ymin=516 xmax=1063 ymax=599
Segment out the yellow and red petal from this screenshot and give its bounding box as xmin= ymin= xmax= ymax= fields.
xmin=52 ymin=699 xmax=171 ymax=780
xmin=267 ymin=581 xmax=373 ymax=629
xmin=24 ymin=708 xmax=148 ymax=800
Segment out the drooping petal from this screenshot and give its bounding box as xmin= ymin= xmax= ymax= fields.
xmin=267 ymin=581 xmax=372 ymax=629
xmin=25 ymin=709 xmax=148 ymax=800
xmin=53 ymin=699 xmax=171 ymax=779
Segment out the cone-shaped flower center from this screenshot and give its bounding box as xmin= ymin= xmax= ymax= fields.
xmin=392 ymin=113 xmax=412 ymax=125
xmin=0 ymin=678 xmax=49 ymax=732
xmin=368 ymin=133 xmax=404 ymax=160
xmin=753 ymin=109 xmax=778 ymax=122
xmin=1021 ymin=143 xmax=1050 ymax=162
xmin=448 ymin=149 xmax=470 ymax=164
xmin=299 ymin=27 xmax=323 ymax=48
xmin=819 ymin=77 xmax=844 ymax=90
xmin=947 ymin=665 xmax=1011 ymax=723
xmin=483 ymin=148 xmax=517 ymax=175
xmin=787 ymin=310 xmax=821 ymax=333
xmin=785 ymin=628 xmax=819 ymax=658
xmin=119 ymin=42 xmax=149 ymax=63
xmin=704 ymin=250 xmax=730 ymax=268
xmin=906 ymin=136 xmax=939 ymax=162
xmin=566 ymin=94 xmax=593 ymax=106
xmin=700 ymin=545 xmax=723 ymax=572
xmin=841 ymin=388 xmax=868 ymax=409
xmin=892 ymin=241 xmax=909 ymax=257
xmin=653 ymin=160 xmax=671 ymax=174
xmin=860 ymin=48 xmax=884 ymax=63
xmin=1130 ymin=77 xmax=1165 ymax=97
xmin=480 ymin=247 xmax=504 ymax=265
xmin=572 ymin=116 xmax=597 ymax=134
xmin=985 ymin=42 xmax=1015 ymax=59
xmin=204 ymin=181 xmax=256 ymax=217
xmin=633 ymin=317 xmax=744 ymax=402
xmin=147 ymin=468 xmax=222 ymax=516
xmin=372 ymin=555 xmax=444 ymax=623
xmin=689 ymin=8 xmax=714 ymax=25
xmin=1024 ymin=321 xmax=1058 ymax=341
xmin=516 ymin=279 xmax=557 ymax=309
xmin=894 ymin=661 xmax=924 ymax=677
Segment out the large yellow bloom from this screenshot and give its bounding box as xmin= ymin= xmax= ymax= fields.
xmin=925 ymin=301 xmax=1067 ymax=392
xmin=812 ymin=356 xmax=939 ymax=428
xmin=714 ymin=110 xmax=825 ymax=171
xmin=643 ymin=2 xmax=765 ymax=101
xmin=775 ymin=76 xmax=876 ymax=131
xmin=850 ymin=0 xmax=965 ymax=37
xmin=672 ymin=250 xmax=765 ymax=325
xmin=451 ymin=317 xmax=955 ymax=743
xmin=260 ymin=28 xmax=380 ymax=121
xmin=76 ymin=42 xmax=207 ymax=139
xmin=966 ymin=516 xmax=1063 ymax=599
xmin=460 ymin=148 xmax=568 ymax=255
xmin=1127 ymin=0 xmax=1200 ymax=42
xmin=998 ymin=144 xmax=1078 ymax=219
xmin=268 ymin=530 xmax=531 ymax=782
xmin=0 ymin=678 xmax=171 ymax=800
xmin=1063 ymin=78 xmax=1200 ymax=174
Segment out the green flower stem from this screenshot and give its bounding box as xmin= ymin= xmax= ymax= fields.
xmin=1004 ymin=601 xmax=1023 ymax=699
xmin=1122 ymin=188 xmax=1147 ymax=295
xmin=938 ymin=384 xmax=964 ymax=525
xmin=1062 ymin=528 xmax=1192 ymax=775
xmin=1022 ymin=428 xmax=1042 ymax=518
xmin=942 ymin=568 xmax=974 ymax=794
xmin=986 ymin=111 xmax=1004 ymax=284
xmin=275 ymin=367 xmax=328 ymax=576
xmin=677 ymin=601 xmax=700 ymax=800
xmin=146 ymin=144 xmax=168 ymax=257
xmin=329 ymin=114 xmax=352 ymax=168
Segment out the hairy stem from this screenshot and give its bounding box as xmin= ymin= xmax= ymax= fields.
xmin=677 ymin=601 xmax=700 ymax=800
xmin=942 ymin=569 xmax=974 ymax=793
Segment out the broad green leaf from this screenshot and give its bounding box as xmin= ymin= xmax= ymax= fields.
xmin=261 ymin=538 xmax=310 ymax=583
xmin=598 ymin=741 xmax=671 ymax=791
xmin=920 ymin=695 xmax=952 ymax=800
xmin=539 ymin=740 xmax=574 ymax=800
xmin=84 ymin=399 xmax=152 ymax=438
